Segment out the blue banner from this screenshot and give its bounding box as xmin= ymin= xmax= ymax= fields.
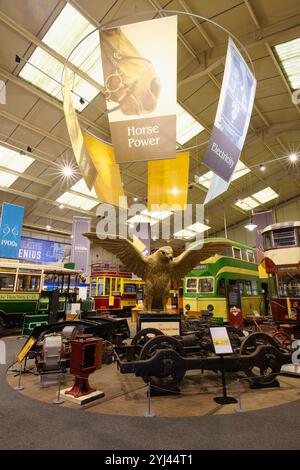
xmin=18 ymin=236 xmax=71 ymax=264
xmin=0 ymin=202 xmax=24 ymax=259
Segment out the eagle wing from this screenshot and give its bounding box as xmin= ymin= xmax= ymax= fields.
xmin=83 ymin=233 xmax=148 ymax=279
xmin=171 ymin=238 xmax=232 ymax=280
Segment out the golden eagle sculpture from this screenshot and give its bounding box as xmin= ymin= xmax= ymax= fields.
xmin=84 ymin=234 xmax=230 ymax=311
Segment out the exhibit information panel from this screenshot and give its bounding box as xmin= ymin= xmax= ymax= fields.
xmin=210 ymin=327 xmax=233 ymax=355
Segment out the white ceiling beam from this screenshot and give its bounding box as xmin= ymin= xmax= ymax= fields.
xmin=0 ymin=66 xmax=109 ymax=138
xmin=177 ymin=0 xmax=215 ymax=48
xmin=244 ymin=0 xmax=261 ymax=29
xmin=0 ymin=165 xmax=52 ymax=187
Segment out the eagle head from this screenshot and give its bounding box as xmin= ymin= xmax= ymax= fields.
xmin=157 ymin=246 xmax=173 ymax=262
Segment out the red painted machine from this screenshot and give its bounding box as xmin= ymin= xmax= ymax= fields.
xmin=65 ymin=334 xmax=102 ymax=398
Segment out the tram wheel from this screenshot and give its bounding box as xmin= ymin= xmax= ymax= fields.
xmin=240 ymin=332 xmax=281 ymax=385
xmin=131 ymin=328 xmax=164 ymax=359
xmin=139 ymin=335 xmax=185 ymax=391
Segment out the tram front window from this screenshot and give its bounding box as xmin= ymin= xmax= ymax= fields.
xmin=278 ymin=273 xmax=300 ymax=297
xmin=123 ymin=283 xmax=137 ymax=293
xmin=198 ymin=278 xmax=214 ymax=293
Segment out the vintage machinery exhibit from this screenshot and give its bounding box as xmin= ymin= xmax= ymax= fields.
xmin=114 ymin=320 xmax=292 ymax=392
xmin=183 ymin=239 xmax=268 ymax=321
xmin=24 ymin=317 xmax=130 ymax=378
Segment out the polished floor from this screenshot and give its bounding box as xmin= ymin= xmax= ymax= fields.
xmin=1 ymin=336 xmax=300 ymax=449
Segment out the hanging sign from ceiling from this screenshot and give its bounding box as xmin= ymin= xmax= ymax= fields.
xmin=0 ymin=203 xmax=24 ymax=259
xmin=99 ymin=15 xmax=177 ymax=163
xmin=203 ymin=38 xmax=256 ymax=203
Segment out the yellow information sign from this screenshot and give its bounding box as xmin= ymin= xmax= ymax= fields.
xmin=0 ymin=293 xmax=39 ymax=301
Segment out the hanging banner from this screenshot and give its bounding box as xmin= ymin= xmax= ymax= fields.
xmin=252 ymin=210 xmax=273 ymax=263
xmin=203 ymin=38 xmax=256 ymax=199
xmin=83 ymin=132 xmax=127 ymax=208
xmin=71 ymin=217 xmax=91 ymax=276
xmin=148 ymin=152 xmax=189 ymax=210
xmin=100 ymin=16 xmax=177 ymax=163
xmin=0 ymin=203 xmax=24 ymax=259
xmin=63 ymin=68 xmax=97 ymax=190
xmin=18 ymin=236 xmax=71 ymax=264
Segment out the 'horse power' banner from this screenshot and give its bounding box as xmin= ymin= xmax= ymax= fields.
xmin=100 ymin=16 xmax=177 ymax=163
xmin=204 ymin=38 xmax=256 ymax=204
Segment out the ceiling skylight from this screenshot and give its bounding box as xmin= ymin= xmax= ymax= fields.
xmin=252 ymin=187 xmax=279 ymax=204
xmin=176 ymin=103 xmax=204 ymax=145
xmin=197 ymin=161 xmax=250 ymax=189
xmin=235 ymin=197 xmax=260 ymax=210
xmin=19 ymin=3 xmax=102 ymax=111
xmin=186 ymin=222 xmax=211 ymax=233
xmin=56 ymin=192 xmax=98 ymax=211
xmin=174 ymin=229 xmax=196 ymax=239
xmin=127 ymin=214 xmax=158 ymax=226
xmin=71 ymin=178 xmax=97 ymax=198
xmin=0 ymin=171 xmax=18 ymax=188
xmin=0 ymin=146 xmax=34 ymax=173
xmin=142 ymin=209 xmax=172 ymax=220
xmin=274 ymin=38 xmax=300 ymax=90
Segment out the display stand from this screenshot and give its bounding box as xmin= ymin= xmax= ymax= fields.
xmin=209 ymin=326 xmax=238 ymax=405
xmin=214 ymin=355 xmax=237 ymax=405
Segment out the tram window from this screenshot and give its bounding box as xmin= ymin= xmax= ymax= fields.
xmin=252 ymin=280 xmax=258 ymax=295
xmin=111 ymin=278 xmax=116 ymax=292
xmin=105 ymin=278 xmax=110 ymax=296
xmin=233 ymin=247 xmax=242 ymax=259
xmin=241 ymin=250 xmax=248 ymax=261
xmin=245 ymin=281 xmax=252 ymax=296
xmin=263 ymin=232 xmax=273 ymax=250
xmin=278 ymin=274 xmax=300 ymax=297
xmin=238 ymin=281 xmax=244 ymax=295
xmin=217 ymin=279 xmax=226 ymax=295
xmin=247 ymin=251 xmax=255 ymax=263
xmin=273 ymin=229 xmax=295 ymax=247
xmin=198 ymin=278 xmax=214 ymax=293
xmin=186 ymin=278 xmax=197 ymax=293
xmin=0 ymin=273 xmax=15 ymax=291
xmin=116 ymin=278 xmax=121 ymax=292
xmin=123 ymin=283 xmax=137 ymax=293
xmin=16 ymin=274 xmax=40 ymax=292
xmin=97 ymin=278 xmax=104 ymax=296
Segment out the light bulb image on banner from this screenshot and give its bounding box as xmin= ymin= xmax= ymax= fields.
xmin=100 ymin=16 xmax=177 ymax=163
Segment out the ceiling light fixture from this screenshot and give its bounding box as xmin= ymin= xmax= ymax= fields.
xmin=46 ymin=224 xmax=52 ymax=231
xmin=260 ymin=164 xmax=266 ymax=171
xmin=289 ymin=153 xmax=298 ymax=162
xmin=59 ymin=204 xmax=64 ymax=209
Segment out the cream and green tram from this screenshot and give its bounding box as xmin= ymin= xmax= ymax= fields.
xmin=183 ymin=241 xmax=268 ymax=321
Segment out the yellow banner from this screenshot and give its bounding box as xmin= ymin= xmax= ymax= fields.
xmin=83 ymin=133 xmax=127 ymax=208
xmin=147 ymin=152 xmax=190 ymax=210
xmin=63 ymin=68 xmax=97 ymax=190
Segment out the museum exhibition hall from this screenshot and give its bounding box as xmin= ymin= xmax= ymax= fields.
xmin=1 ymin=0 xmax=300 ymax=454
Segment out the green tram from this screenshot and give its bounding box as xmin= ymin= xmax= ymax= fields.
xmin=0 ymin=260 xmax=80 ymax=335
xmin=183 ymin=240 xmax=270 ymax=321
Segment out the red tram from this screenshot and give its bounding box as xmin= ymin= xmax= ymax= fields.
xmin=89 ymin=264 xmax=144 ymax=314
xmin=262 ymin=221 xmax=300 ymax=321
